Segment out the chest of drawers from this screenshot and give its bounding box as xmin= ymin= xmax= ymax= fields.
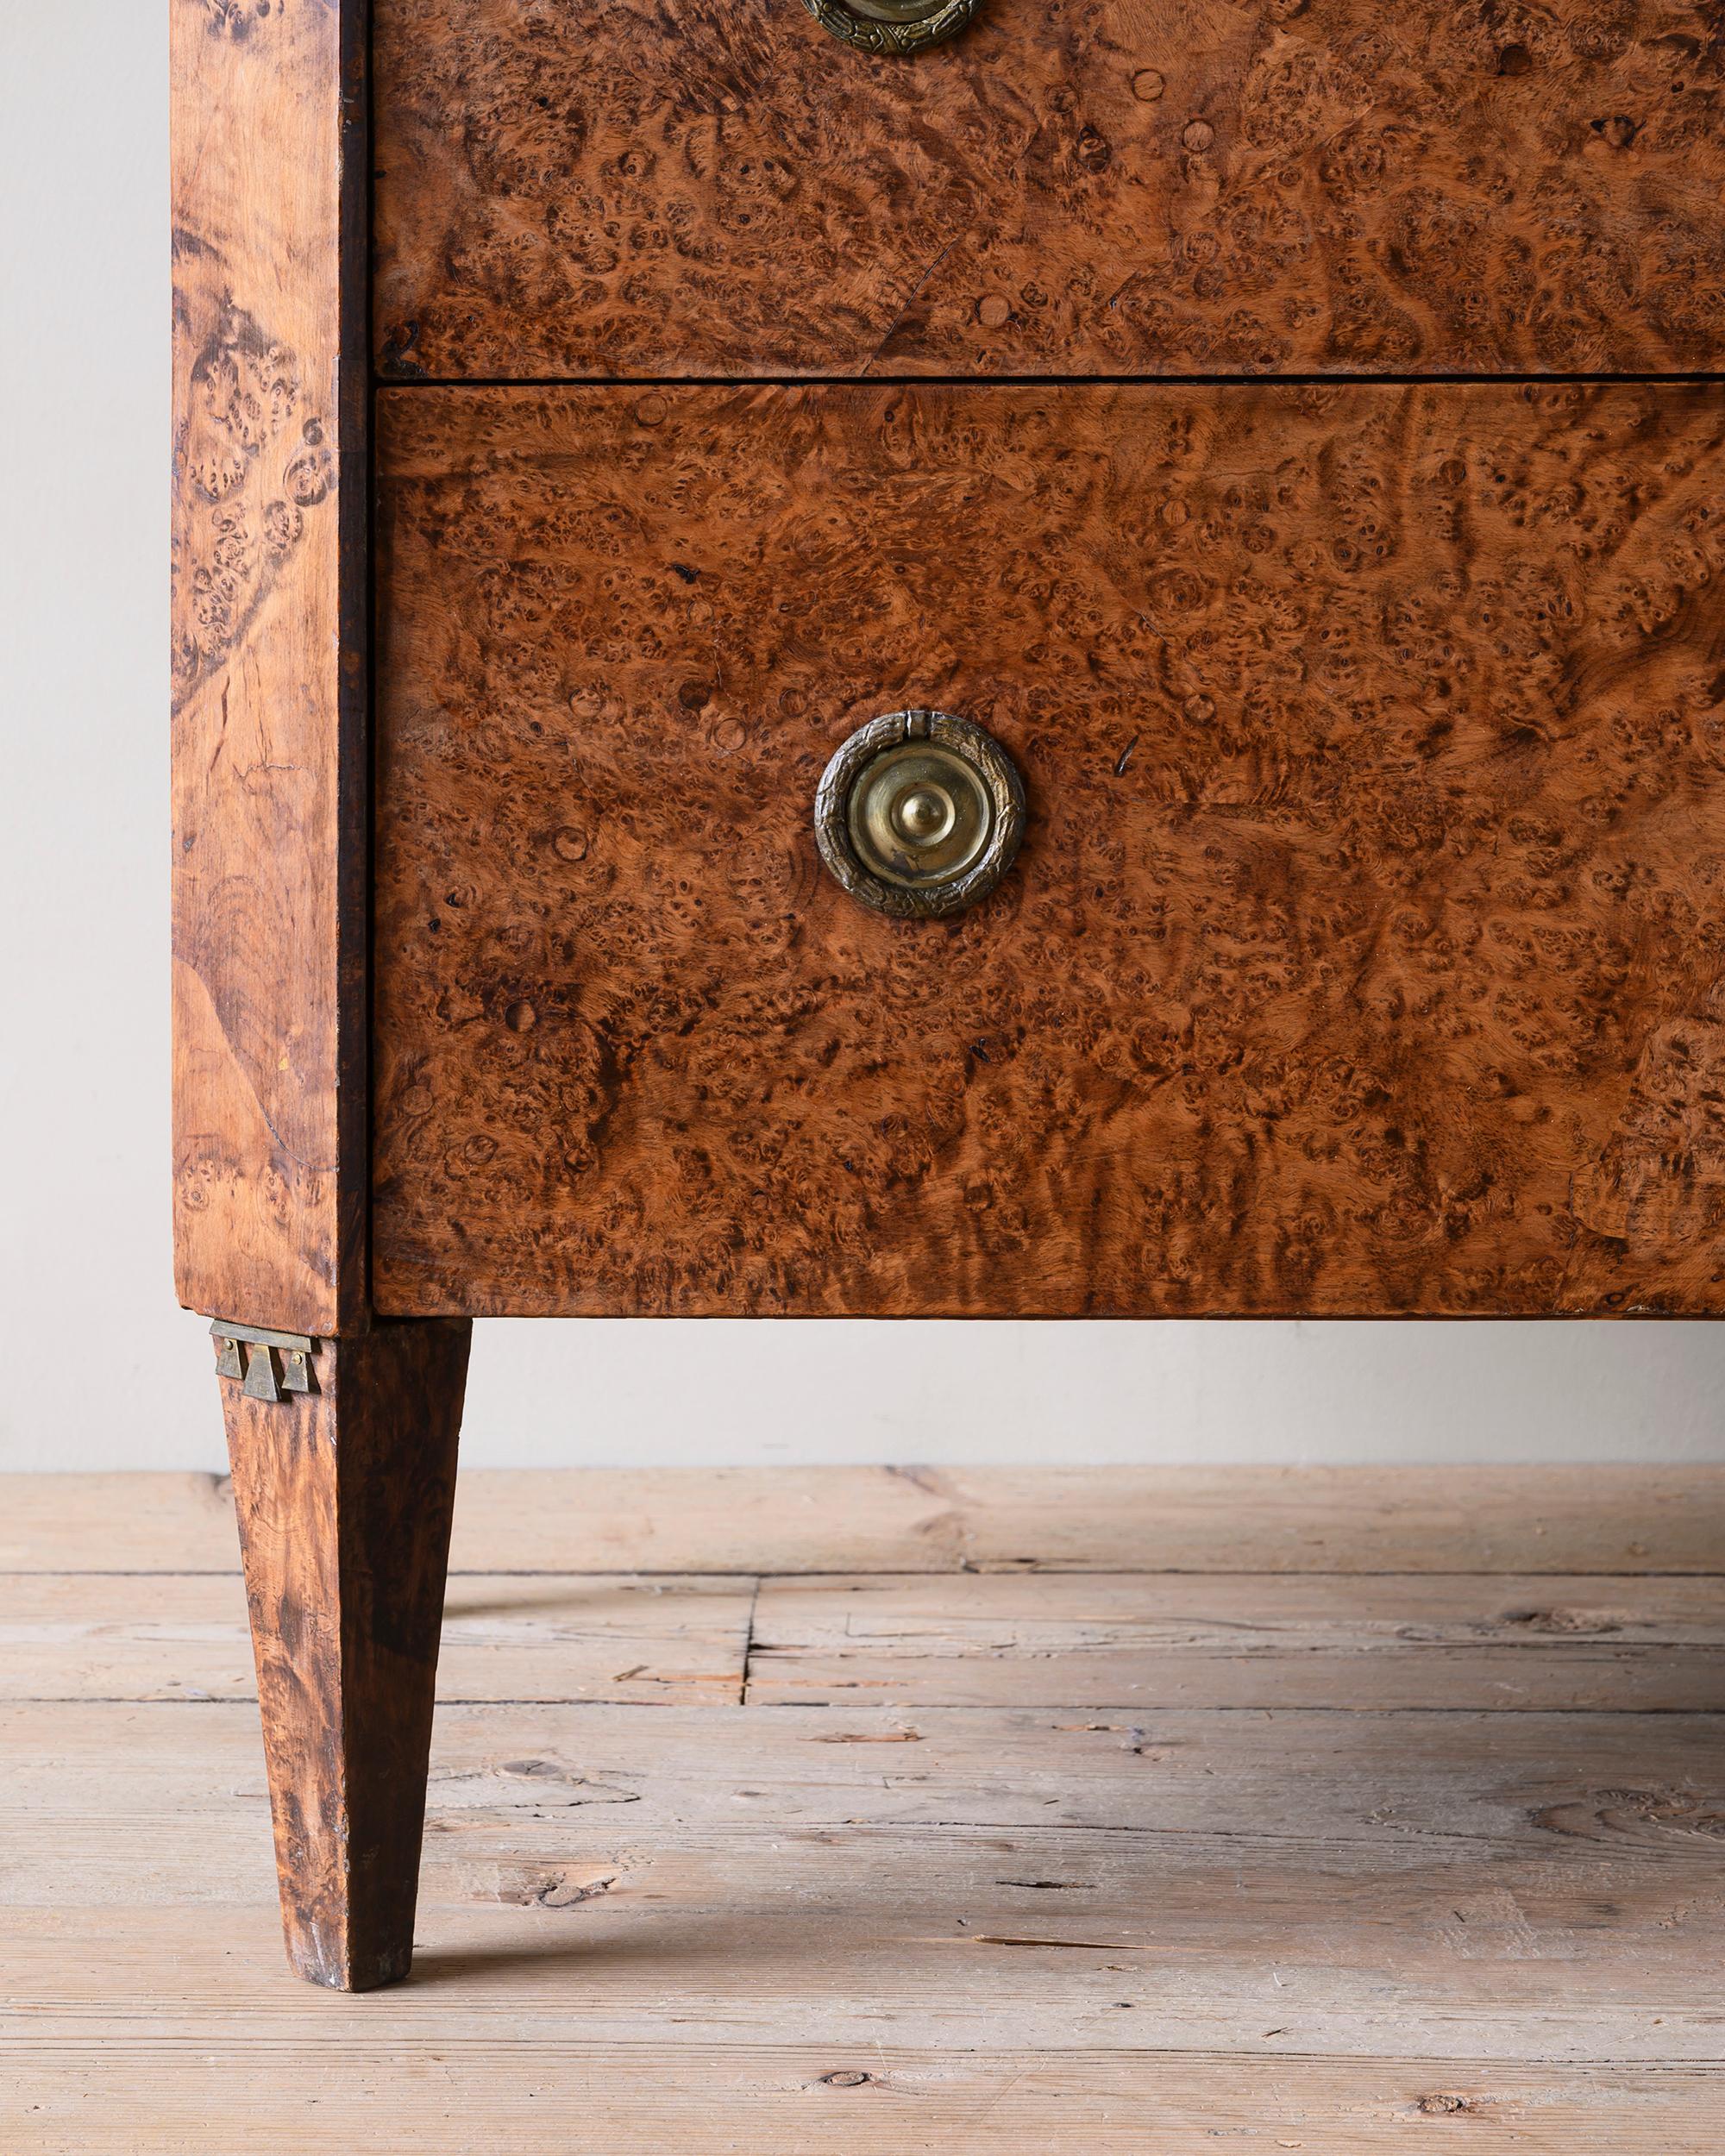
xmin=172 ymin=0 xmax=1725 ymax=1985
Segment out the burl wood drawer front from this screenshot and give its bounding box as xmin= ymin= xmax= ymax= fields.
xmin=373 ymin=382 xmax=1725 ymax=1319
xmin=373 ymin=0 xmax=1725 ymax=382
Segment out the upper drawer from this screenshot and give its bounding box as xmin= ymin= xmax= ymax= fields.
xmin=374 ymin=0 xmax=1725 ymax=381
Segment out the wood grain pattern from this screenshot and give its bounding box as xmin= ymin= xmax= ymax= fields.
xmin=6 ymin=1703 xmax=1722 ymax=2053
xmin=373 ymin=381 xmax=1725 ymax=1318
xmin=15 ymin=2045 xmax=1722 ymax=2156
xmin=0 ymin=1572 xmax=755 ymax=1706
xmin=9 ymin=1465 xmax=1722 ymax=1575
xmin=170 ymin=0 xmax=368 ymax=1334
xmin=745 ymin=1571 xmax=1725 ymax=1709
xmin=10 ymin=1890 xmax=1725 ymax=2059
xmin=220 ymin=1319 xmax=471 ymax=1989
xmin=373 ymin=0 xmax=1725 ymax=381
xmin=5 ymin=1474 xmax=1720 ymax=2145
xmin=5 ymin=1567 xmax=1719 ymax=1712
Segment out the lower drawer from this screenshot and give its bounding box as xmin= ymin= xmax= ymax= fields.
xmin=373 ymin=382 xmax=1725 ymax=1316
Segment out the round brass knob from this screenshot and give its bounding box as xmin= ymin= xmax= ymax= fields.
xmin=814 ymin=710 xmax=1025 ymax=920
xmin=800 ymin=0 xmax=982 ymax=56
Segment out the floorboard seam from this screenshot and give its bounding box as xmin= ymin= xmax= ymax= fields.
xmin=739 ymin=1576 xmax=762 ymax=1706
xmin=9 ymin=1568 xmax=1723 ymax=1581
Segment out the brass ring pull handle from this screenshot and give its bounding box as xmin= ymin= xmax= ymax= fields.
xmin=800 ymin=0 xmax=983 ymax=56
xmin=814 ymin=709 xmax=1026 ymax=920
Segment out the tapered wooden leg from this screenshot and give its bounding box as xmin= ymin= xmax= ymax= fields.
xmin=214 ymin=1317 xmax=472 ymax=1990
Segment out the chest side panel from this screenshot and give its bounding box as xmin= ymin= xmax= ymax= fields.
xmin=170 ymin=0 xmax=369 ymax=1334
xmin=373 ymin=383 xmax=1725 ymax=1318
xmin=374 ymin=0 xmax=1725 ymax=381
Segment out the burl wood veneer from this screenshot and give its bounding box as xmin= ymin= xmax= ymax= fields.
xmin=174 ymin=0 xmax=1723 ymax=1992
xmin=373 ymin=381 xmax=1725 ymax=1318
xmin=375 ymin=0 xmax=1725 ymax=380
xmin=171 ymin=0 xmax=369 ymax=1339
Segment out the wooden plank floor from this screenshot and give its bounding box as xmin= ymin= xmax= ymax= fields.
xmin=2 ymin=1468 xmax=1721 ymax=2153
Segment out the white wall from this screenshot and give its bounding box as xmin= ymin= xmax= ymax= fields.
xmin=4 ymin=3 xmax=1722 ymax=1476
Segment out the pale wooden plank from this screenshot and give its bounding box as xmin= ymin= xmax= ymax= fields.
xmin=3 ymin=1827 xmax=1718 ymax=2057
xmin=5 ymin=1466 xmax=1723 ymax=1575
xmin=461 ymin=1465 xmax=1725 ymax=1574
xmin=3 ymin=1705 xmax=1719 ymax=2059
xmin=11 ymin=1702 xmax=1723 ymax=1850
xmin=2 ymin=2044 xmax=1717 ymax=2156
xmin=0 ymin=1575 xmax=755 ymax=1705
xmin=9 ymin=1569 xmax=1716 ymax=1710
xmin=748 ymin=1572 xmax=1725 ymax=1710
xmin=0 ymin=1474 xmax=240 ymax=1573
xmin=7 ymin=1482 xmax=1717 ymax=2156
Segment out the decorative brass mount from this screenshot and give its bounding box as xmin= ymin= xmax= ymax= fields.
xmin=800 ymin=0 xmax=983 ymax=56
xmin=814 ymin=709 xmax=1026 ymax=919
xmin=210 ymin=1319 xmax=320 ymax=1401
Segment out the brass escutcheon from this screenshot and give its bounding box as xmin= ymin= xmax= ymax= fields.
xmin=814 ymin=710 xmax=1026 ymax=920
xmin=800 ymin=0 xmax=983 ymax=56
